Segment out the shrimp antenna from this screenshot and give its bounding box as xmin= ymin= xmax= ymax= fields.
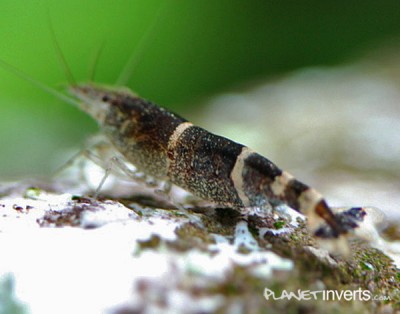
xmin=0 ymin=58 xmax=81 ymax=108
xmin=116 ymin=0 xmax=171 ymax=86
xmin=88 ymin=41 xmax=106 ymax=82
xmin=46 ymin=9 xmax=76 ymax=85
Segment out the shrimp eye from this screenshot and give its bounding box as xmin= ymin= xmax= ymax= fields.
xmin=102 ymin=95 xmax=109 ymax=102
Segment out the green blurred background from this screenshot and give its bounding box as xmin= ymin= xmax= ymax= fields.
xmin=1 ymin=0 xmax=400 ymax=178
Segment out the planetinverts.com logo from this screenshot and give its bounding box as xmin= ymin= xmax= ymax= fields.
xmin=263 ymin=287 xmax=390 ymax=302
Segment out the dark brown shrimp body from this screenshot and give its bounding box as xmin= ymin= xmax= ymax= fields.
xmin=70 ymin=83 xmax=361 ymax=238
